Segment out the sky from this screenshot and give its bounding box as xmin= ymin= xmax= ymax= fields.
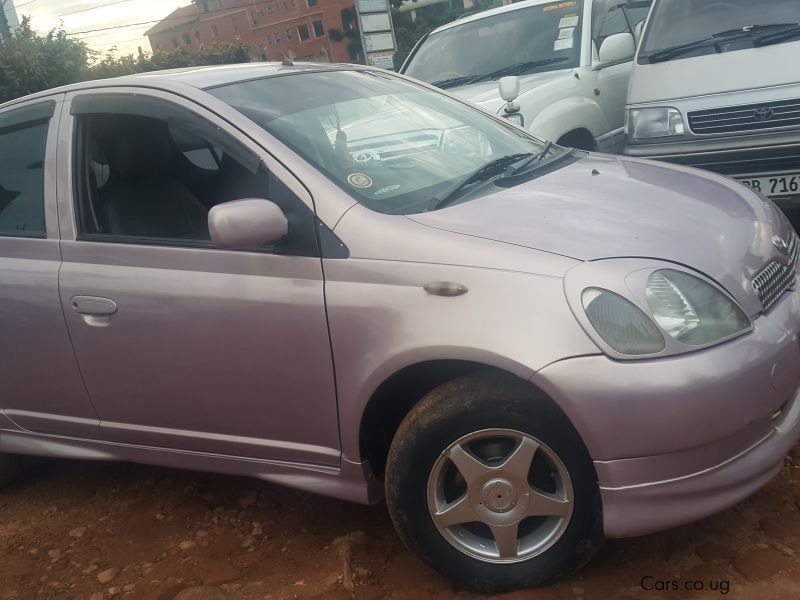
xmin=10 ymin=0 xmax=188 ymax=57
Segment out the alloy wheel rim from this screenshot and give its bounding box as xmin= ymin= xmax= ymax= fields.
xmin=426 ymin=428 xmax=574 ymax=563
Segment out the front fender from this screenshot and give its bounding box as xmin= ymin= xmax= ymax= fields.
xmin=528 ymin=96 xmax=608 ymax=142
xmin=323 ymin=258 xmax=600 ymax=463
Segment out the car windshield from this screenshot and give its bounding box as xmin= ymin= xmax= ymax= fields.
xmin=640 ymin=0 xmax=799 ymax=62
xmin=208 ymin=70 xmax=554 ymax=215
xmin=402 ymin=1 xmax=584 ymax=88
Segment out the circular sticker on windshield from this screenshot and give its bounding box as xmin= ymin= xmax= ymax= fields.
xmin=347 ymin=173 xmax=373 ymax=189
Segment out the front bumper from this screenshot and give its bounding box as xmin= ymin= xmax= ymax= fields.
xmin=532 ymin=290 xmax=800 ymax=538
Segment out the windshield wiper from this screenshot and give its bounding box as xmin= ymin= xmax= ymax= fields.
xmin=641 ymin=38 xmax=718 ymax=63
xmin=504 ymin=140 xmax=556 ymax=177
xmin=428 ymin=153 xmax=534 ymax=211
xmin=431 ymin=75 xmax=482 ymax=89
xmin=643 ymin=23 xmax=800 ymax=63
xmin=712 ymin=23 xmax=798 ymax=38
xmin=755 ymin=24 xmax=800 ymax=46
xmin=471 ymin=57 xmax=570 ymax=83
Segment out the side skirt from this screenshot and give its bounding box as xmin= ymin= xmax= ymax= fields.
xmin=0 ymin=429 xmax=384 ymax=505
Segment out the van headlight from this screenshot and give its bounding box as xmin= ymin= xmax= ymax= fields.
xmin=628 ymin=107 xmax=685 ymax=139
xmin=645 ymin=270 xmax=750 ymax=345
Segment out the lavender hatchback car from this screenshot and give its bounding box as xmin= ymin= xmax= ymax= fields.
xmin=1 ymin=63 xmax=799 ymax=592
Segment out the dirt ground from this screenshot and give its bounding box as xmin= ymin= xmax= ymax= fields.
xmin=5 ymin=447 xmax=800 ymax=600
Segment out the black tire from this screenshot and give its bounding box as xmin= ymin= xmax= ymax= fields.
xmin=0 ymin=453 xmax=20 ymax=489
xmin=557 ymin=130 xmax=597 ymax=152
xmin=385 ymin=372 xmax=603 ymax=593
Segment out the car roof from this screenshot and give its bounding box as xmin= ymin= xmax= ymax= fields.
xmin=0 ymin=62 xmax=367 ymax=111
xmin=430 ymin=0 xmax=574 ymax=34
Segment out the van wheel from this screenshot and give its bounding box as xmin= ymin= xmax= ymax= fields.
xmin=0 ymin=453 xmax=20 ymax=489
xmin=385 ymin=373 xmax=603 ymax=593
xmin=557 ymin=130 xmax=596 ymax=151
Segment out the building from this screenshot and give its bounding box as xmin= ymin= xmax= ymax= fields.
xmin=145 ymin=0 xmax=359 ymax=64
xmin=1 ymin=0 xmax=20 ymax=41
xmin=396 ymin=0 xmax=512 ymax=20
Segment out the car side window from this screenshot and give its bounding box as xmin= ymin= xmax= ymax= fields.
xmin=71 ymin=95 xmax=320 ymax=257
xmin=0 ymin=104 xmax=53 ymax=238
xmin=592 ymin=1 xmax=651 ymax=48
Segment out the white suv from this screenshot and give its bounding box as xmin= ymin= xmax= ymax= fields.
xmin=401 ymin=0 xmax=651 ymax=152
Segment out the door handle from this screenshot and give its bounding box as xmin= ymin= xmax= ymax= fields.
xmin=71 ymin=296 xmax=118 ymax=316
xmin=71 ymin=296 xmax=117 ymax=327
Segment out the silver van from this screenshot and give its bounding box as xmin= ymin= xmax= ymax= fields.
xmin=623 ymin=0 xmax=800 ymax=221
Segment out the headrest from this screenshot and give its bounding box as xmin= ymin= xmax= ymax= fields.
xmin=104 ymin=116 xmax=173 ymax=178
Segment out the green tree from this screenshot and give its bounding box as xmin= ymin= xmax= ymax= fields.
xmin=89 ymin=42 xmax=251 ymax=81
xmin=0 ymin=16 xmax=92 ymax=104
xmin=0 ymin=14 xmax=252 ymax=104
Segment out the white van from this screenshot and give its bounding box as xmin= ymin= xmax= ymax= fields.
xmin=623 ymin=0 xmax=800 ymax=215
xmin=401 ymin=0 xmax=652 ymax=152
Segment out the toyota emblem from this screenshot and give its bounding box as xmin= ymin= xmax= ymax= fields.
xmin=753 ymin=107 xmax=775 ymax=121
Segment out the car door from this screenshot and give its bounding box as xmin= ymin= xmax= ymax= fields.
xmin=55 ymin=88 xmax=340 ymax=466
xmin=0 ymin=98 xmax=101 ymax=438
xmin=591 ymin=0 xmax=652 ymax=151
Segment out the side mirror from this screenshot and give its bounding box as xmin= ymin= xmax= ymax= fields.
xmin=498 ymin=76 xmax=521 ymax=114
xmin=595 ymin=32 xmax=636 ymax=70
xmin=498 ymin=76 xmax=520 ymax=102
xmin=208 ymin=198 xmax=288 ymax=249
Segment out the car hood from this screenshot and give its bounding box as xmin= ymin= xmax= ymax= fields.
xmin=408 ymin=153 xmax=790 ymax=315
xmin=448 ymin=70 xmax=570 ymax=112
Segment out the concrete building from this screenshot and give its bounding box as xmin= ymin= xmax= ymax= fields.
xmin=1 ymin=0 xmax=20 ymax=41
xmin=146 ymin=0 xmax=359 ymax=64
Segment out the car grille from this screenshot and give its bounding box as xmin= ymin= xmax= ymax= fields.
xmin=348 ymin=132 xmax=440 ymax=162
xmin=752 ymin=231 xmax=800 ymax=311
xmin=688 ymin=98 xmax=800 ymax=135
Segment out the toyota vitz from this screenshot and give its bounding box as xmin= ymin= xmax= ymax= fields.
xmin=1 ymin=63 xmax=799 ymax=592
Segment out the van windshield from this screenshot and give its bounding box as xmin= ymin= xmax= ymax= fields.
xmin=402 ymin=1 xmax=584 ymax=89
xmin=640 ymin=0 xmax=800 ymax=63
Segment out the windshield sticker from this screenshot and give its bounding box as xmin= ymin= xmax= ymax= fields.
xmin=543 ymin=1 xmax=577 ymax=12
xmin=558 ymin=15 xmax=579 ymax=28
xmin=558 ymin=27 xmax=575 ymax=39
xmin=347 ymin=173 xmax=373 ymax=189
xmin=374 ymin=184 xmax=401 ymax=196
xmin=554 ymin=38 xmax=574 ymax=51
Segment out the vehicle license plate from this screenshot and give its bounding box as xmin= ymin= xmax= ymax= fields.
xmin=737 ymin=173 xmax=800 ymax=197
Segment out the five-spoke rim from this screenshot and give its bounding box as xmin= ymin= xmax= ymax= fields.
xmin=426 ymin=428 xmax=574 ymax=563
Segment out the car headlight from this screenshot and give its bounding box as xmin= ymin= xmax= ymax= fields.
xmin=628 ymin=107 xmax=685 ymax=139
xmin=582 ymin=288 xmax=666 ymax=355
xmin=646 ymin=269 xmax=750 ymax=345
xmin=503 ymin=111 xmax=524 ymax=127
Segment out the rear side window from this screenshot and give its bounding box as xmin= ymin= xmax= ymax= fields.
xmin=0 ymin=109 xmax=51 ymax=237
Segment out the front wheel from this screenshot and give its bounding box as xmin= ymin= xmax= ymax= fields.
xmin=385 ymin=373 xmax=603 ymax=593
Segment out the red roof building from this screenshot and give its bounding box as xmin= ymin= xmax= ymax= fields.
xmin=146 ymin=0 xmax=360 ymax=63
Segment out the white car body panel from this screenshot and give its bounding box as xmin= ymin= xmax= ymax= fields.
xmin=402 ymin=0 xmax=639 ymax=153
